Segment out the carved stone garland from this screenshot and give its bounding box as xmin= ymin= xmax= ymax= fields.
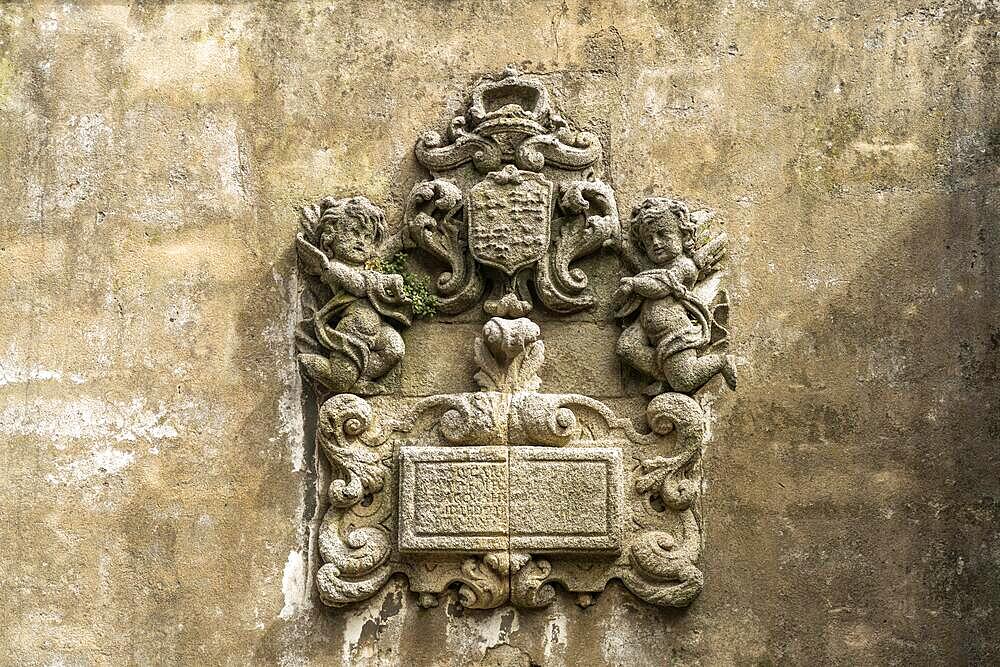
xmin=296 ymin=67 xmax=736 ymax=611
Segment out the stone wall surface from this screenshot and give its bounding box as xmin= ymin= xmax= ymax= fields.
xmin=0 ymin=1 xmax=997 ymax=665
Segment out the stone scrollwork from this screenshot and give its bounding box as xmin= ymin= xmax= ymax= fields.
xmin=414 ymin=64 xmax=602 ymax=176
xmin=316 ymin=394 xmax=386 ymax=507
xmin=313 ymin=394 xmax=395 ymax=607
xmin=510 ymin=557 xmax=557 ymax=609
xmin=536 ymin=179 xmax=621 ymax=313
xmin=295 ymin=66 xmax=736 ymax=613
xmin=401 ymin=179 xmax=485 ymax=314
xmin=622 ymin=519 xmax=704 ymax=608
xmin=455 ymin=553 xmax=515 ymax=610
xmin=305 ymin=316 xmax=715 ymax=610
xmin=316 ymin=524 xmax=393 ymax=608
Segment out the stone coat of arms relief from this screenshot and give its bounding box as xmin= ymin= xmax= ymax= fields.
xmin=294 ymin=67 xmax=736 ymax=611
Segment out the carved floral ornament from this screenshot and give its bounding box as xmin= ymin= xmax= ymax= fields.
xmin=293 ymin=67 xmax=736 ymax=611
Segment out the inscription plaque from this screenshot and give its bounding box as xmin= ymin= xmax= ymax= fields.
xmin=399 ymin=447 xmax=509 ymax=552
xmin=509 ymin=447 xmax=623 ymax=553
xmin=398 ymin=445 xmax=624 ymax=554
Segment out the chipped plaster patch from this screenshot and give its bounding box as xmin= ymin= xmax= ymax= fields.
xmin=444 ymin=605 xmax=520 ymax=661
xmin=340 ymin=581 xmax=408 ymax=665
xmin=0 ymin=396 xmax=190 ymax=452
xmin=39 ymin=16 xmax=58 ymax=33
xmin=0 ymin=366 xmax=62 ymax=386
xmin=279 ymin=549 xmax=306 ymax=620
xmin=853 ymin=139 xmax=918 ymax=154
xmin=0 ymin=346 xmax=87 ymax=387
xmin=45 ymin=446 xmax=135 ymax=485
xmin=268 ymin=267 xmax=305 ymax=472
xmin=542 ymin=606 xmax=569 ymax=665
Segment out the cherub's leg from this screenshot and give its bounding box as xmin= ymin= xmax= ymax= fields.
xmin=659 ymin=348 xmax=737 ymax=394
xmin=361 ymin=325 xmax=405 ymax=381
xmin=299 ymin=306 xmax=373 ymax=394
xmin=616 ymin=322 xmax=660 ymax=378
xmin=298 ymin=352 xmax=358 ymax=393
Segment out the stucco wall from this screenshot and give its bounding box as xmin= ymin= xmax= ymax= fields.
xmin=1 ymin=1 xmax=997 ymax=665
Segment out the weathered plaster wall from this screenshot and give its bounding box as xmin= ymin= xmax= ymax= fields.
xmin=1 ymin=1 xmax=997 ymax=665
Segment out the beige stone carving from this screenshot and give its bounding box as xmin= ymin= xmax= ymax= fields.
xmin=313 ymin=317 xmax=709 ymax=609
xmin=403 ymin=66 xmax=620 ymax=317
xmin=296 ymin=196 xmax=412 ymax=396
xmin=614 ymin=197 xmax=737 ymax=396
xmin=299 ymin=67 xmax=733 ymax=613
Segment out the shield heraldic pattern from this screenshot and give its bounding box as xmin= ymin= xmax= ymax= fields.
xmin=467 ymin=167 xmax=554 ymax=275
xmin=297 ymin=66 xmax=736 ymax=613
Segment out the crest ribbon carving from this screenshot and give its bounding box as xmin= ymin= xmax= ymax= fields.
xmin=295 ymin=66 xmax=736 ymax=611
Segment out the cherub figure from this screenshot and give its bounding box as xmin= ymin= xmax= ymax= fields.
xmin=296 ymin=196 xmax=413 ymax=396
xmin=613 ymin=197 xmax=736 ymax=396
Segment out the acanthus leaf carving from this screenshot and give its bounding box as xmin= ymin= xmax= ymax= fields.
xmin=414 ymin=117 xmax=504 ymax=174
xmin=455 ymin=553 xmax=509 ymax=610
xmin=535 ymin=179 xmax=621 ymax=313
xmin=402 ymin=179 xmax=485 ymax=314
xmin=473 ymin=317 xmax=544 ymax=393
xmin=316 ymin=394 xmax=387 ymax=508
xmin=510 ymin=557 xmax=557 ymax=609
xmin=515 ymin=127 xmax=603 ymax=172
xmin=621 ymin=513 xmax=704 ymax=608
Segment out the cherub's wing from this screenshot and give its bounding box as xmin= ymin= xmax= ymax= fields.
xmin=299 ymin=203 xmax=322 ymax=238
xmin=377 ymin=226 xmax=404 ymax=260
xmin=691 ymin=271 xmax=723 ymax=306
xmin=296 ymin=232 xmax=329 ymax=276
xmin=691 ymin=272 xmax=730 ymax=346
xmin=692 ymin=231 xmax=727 ymax=277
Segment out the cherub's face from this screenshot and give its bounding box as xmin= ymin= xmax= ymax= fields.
xmin=640 ymin=216 xmax=684 ymax=265
xmin=321 ymin=214 xmax=375 ymax=265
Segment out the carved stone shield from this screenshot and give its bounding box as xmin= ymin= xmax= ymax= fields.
xmin=467 ymin=165 xmax=553 ymax=275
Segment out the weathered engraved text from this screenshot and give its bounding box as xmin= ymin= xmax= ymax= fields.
xmin=399 ymin=447 xmax=509 ymax=552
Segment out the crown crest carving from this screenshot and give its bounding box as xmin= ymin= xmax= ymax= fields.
xmin=404 ymin=66 xmax=618 ymax=318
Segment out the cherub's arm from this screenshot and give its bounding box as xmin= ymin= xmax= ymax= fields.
xmin=322 ymin=259 xmax=366 ymax=297
xmin=295 ymin=233 xmax=366 ymax=297
xmin=619 ymin=270 xmax=682 ymax=300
